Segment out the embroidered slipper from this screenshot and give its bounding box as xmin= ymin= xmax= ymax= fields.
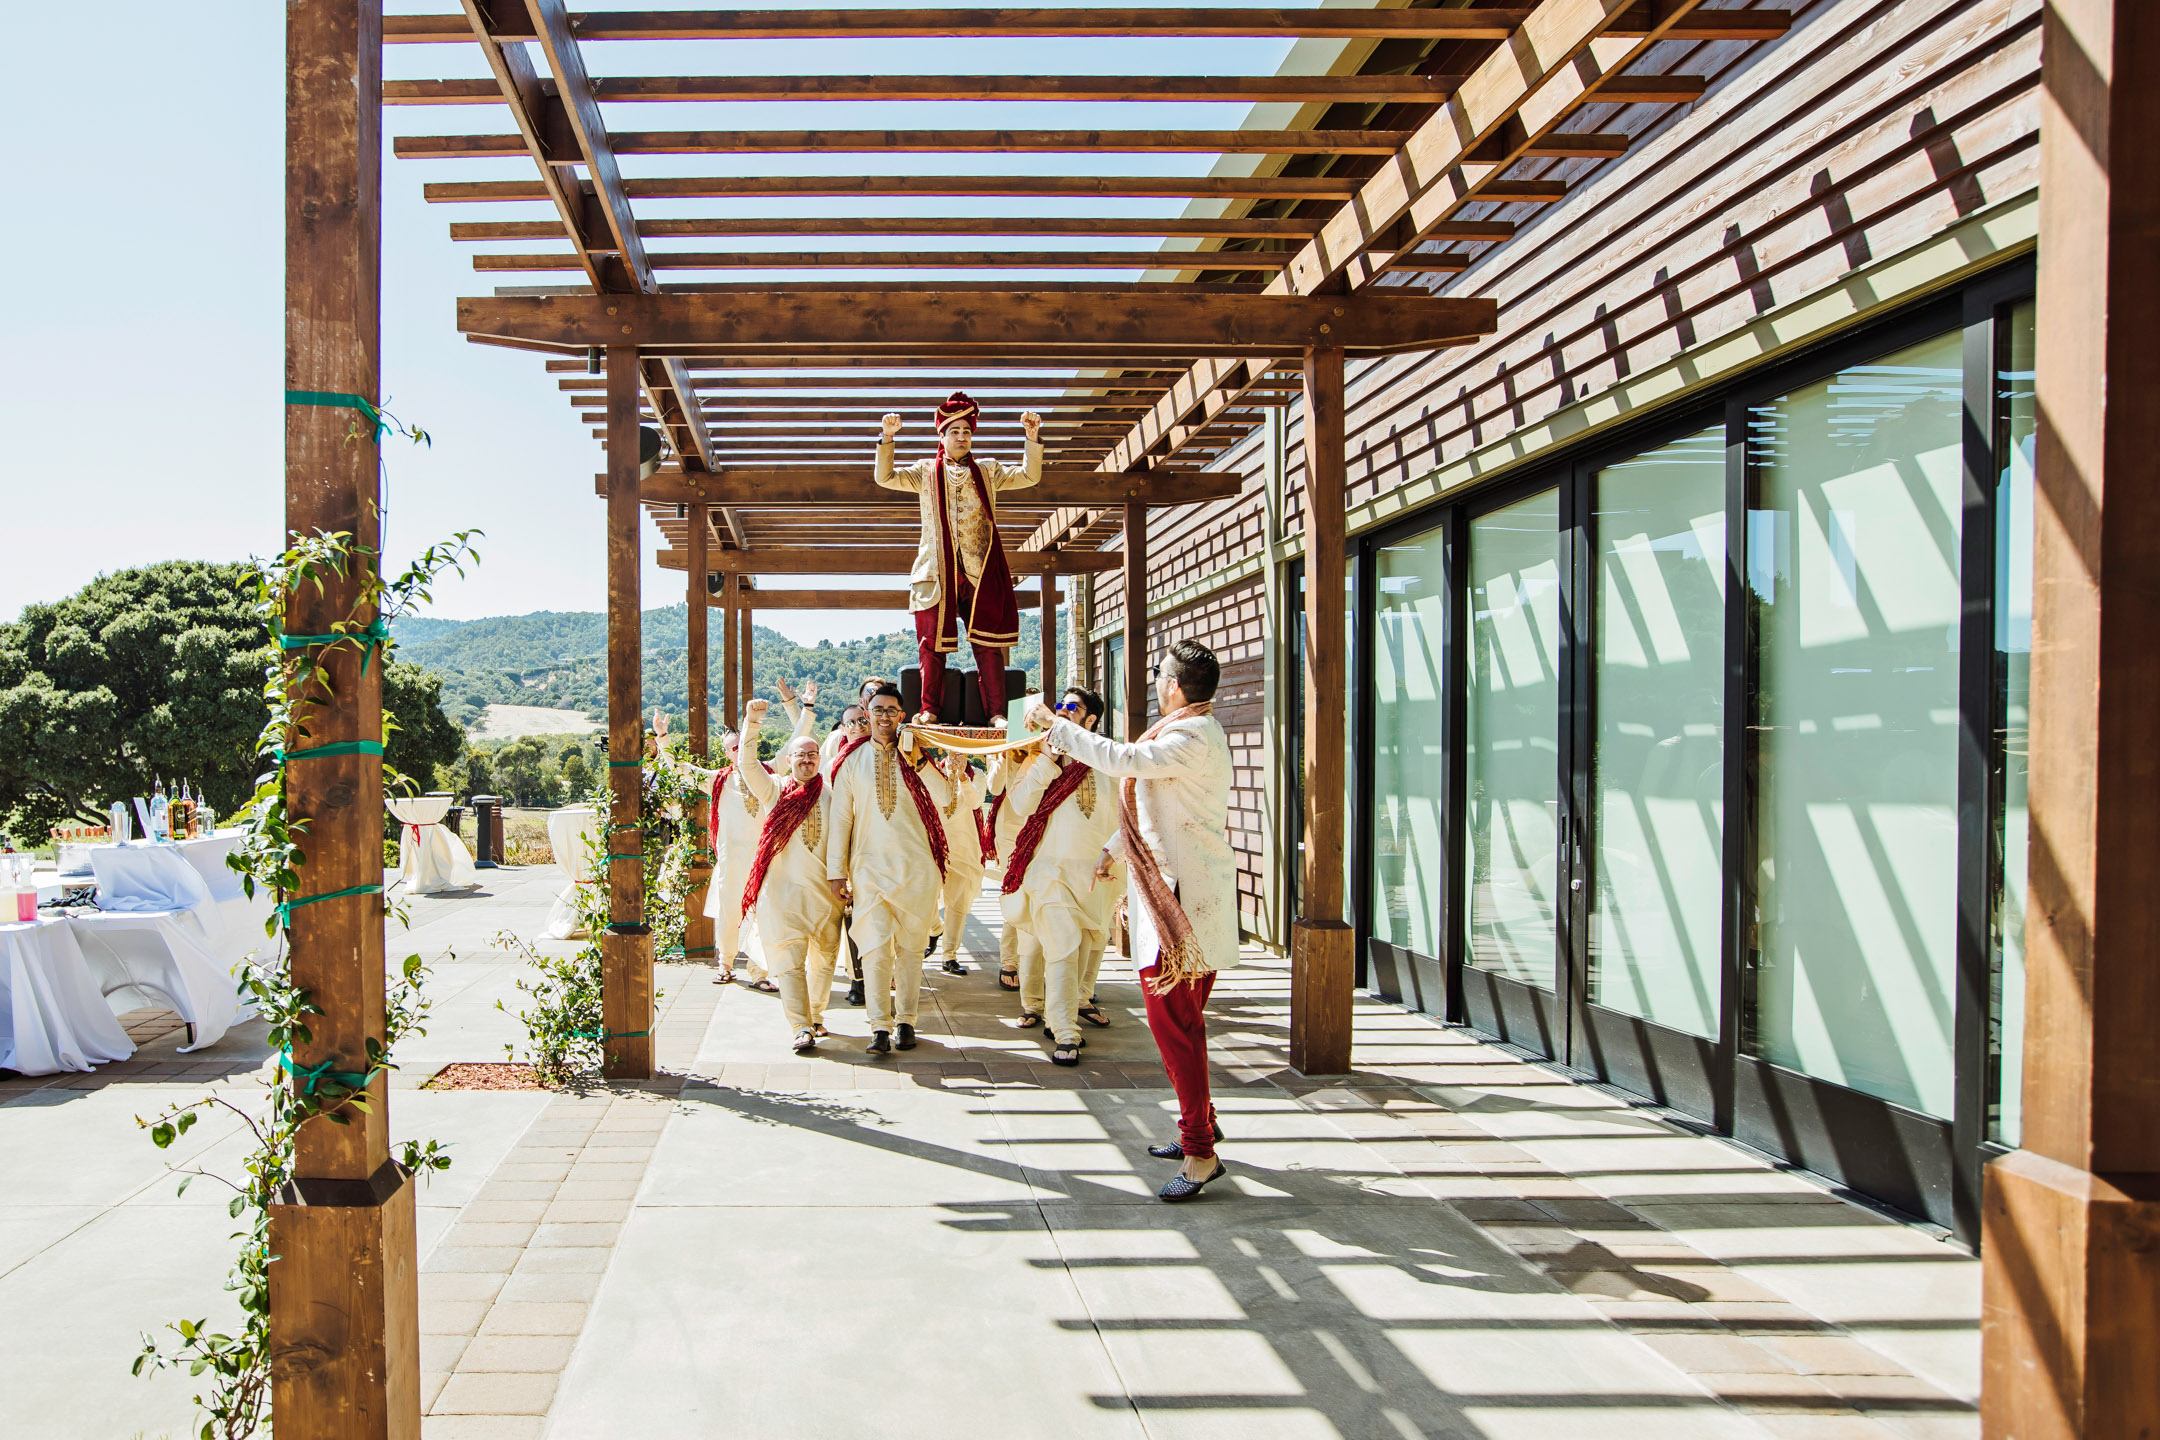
xmin=1158 ymin=1161 xmax=1228 ymax=1203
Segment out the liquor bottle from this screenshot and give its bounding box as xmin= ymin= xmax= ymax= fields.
xmin=150 ymin=778 xmax=170 ymax=844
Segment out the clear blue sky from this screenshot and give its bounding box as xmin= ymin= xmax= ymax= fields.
xmin=0 ymin=4 xmax=1315 ymax=641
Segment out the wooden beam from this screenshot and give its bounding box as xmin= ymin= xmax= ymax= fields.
xmin=387 ymin=7 xmax=1537 ymax=42
xmin=738 ymin=590 xmax=755 ymax=718
xmin=665 ymin=546 xmax=1121 ymax=576
xmin=426 ymin=174 xmax=1364 ymax=203
xmin=1122 ymin=501 xmax=1147 ymax=740
xmin=387 ymin=74 xmax=1463 ymax=105
xmin=457 ymin=216 xmax=1335 ymax=242
xmin=480 ymin=249 xmax=1300 ymax=273
xmin=602 ymin=345 xmax=655 ymax=1080
xmin=1289 ymin=344 xmax=1352 ymax=1077
xmin=696 ymin=587 xmax=1062 ymax=610
xmin=273 ymin=1 xmax=421 ymax=1430
xmin=722 ymin=572 xmax=740 ymax=728
xmin=623 ymin=468 xmax=1242 ymax=509
xmin=1042 ymin=560 xmax=1060 ymax=695
xmin=404 ymin=128 xmax=1416 ymax=158
xmin=1981 ymin=2 xmax=2160 ymax=1434
xmin=460 ymin=290 xmax=1496 ymax=358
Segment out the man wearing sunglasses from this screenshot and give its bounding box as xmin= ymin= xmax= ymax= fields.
xmin=1026 ymin=641 xmax=1236 ymax=1202
xmin=1002 ymin=686 xmax=1121 ymax=1066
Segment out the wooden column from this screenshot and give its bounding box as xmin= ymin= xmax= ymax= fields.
xmin=1289 ymin=343 xmax=1353 ymax=1076
xmin=681 ymin=506 xmax=714 ymax=961
xmin=1042 ymin=557 xmax=1059 ymax=697
xmin=721 ymin=572 xmax=740 ymax=728
xmin=740 ymin=593 xmax=755 ymax=711
xmin=686 ymin=507 xmax=709 ymax=759
xmin=1122 ymin=499 xmax=1148 ymax=739
xmin=271 ymin=1 xmax=421 ymax=1432
xmin=1981 ymin=3 xmax=2160 ymax=1433
xmin=601 ymin=345 xmax=654 ymax=1080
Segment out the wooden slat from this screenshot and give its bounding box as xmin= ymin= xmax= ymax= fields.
xmin=387 ymin=7 xmax=1535 ymax=42
xmin=624 ymin=468 xmax=1241 ymax=508
xmin=426 ymin=174 xmax=1364 ymax=203
xmin=680 ymin=586 xmax=1061 ymax=610
xmin=386 ymin=74 xmax=1461 ymax=105
xmin=455 ymin=217 xmax=1335 ymax=241
xmin=557 ymin=358 xmax=1201 ymax=373
xmin=401 ymin=129 xmax=1415 ymax=158
xmin=1122 ymin=501 xmax=1148 ymax=737
xmin=686 ymin=546 xmax=1123 ymax=576
xmin=479 ymin=249 xmax=1299 ymax=272
xmin=460 ymin=290 xmax=1497 ymax=357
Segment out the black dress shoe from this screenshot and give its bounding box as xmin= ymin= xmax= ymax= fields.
xmin=867 ymin=1030 xmax=892 ymax=1055
xmin=846 ymin=980 xmax=866 ymax=1007
xmin=924 ymin=937 xmax=939 ymax=957
xmin=1147 ymin=1120 xmax=1226 ymax=1161
xmin=941 ymin=958 xmax=966 ymax=976
xmin=894 ymin=1023 xmax=917 ymax=1050
xmin=1158 ymin=1161 xmax=1228 ymax=1203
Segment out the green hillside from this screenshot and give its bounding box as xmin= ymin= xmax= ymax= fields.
xmin=395 ymin=604 xmax=1057 ymax=731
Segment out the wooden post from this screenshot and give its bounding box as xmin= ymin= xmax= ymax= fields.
xmin=602 ymin=345 xmax=654 ymax=1080
xmin=270 ymin=0 xmax=421 ymax=1431
xmin=687 ymin=507 xmax=709 ymax=759
xmin=740 ymin=591 xmax=755 ymax=711
xmin=1123 ymin=499 xmax=1148 ymax=739
xmin=1259 ymin=406 xmax=1290 ymax=951
xmin=1289 ymin=343 xmax=1353 ymax=1076
xmin=1042 ymin=557 xmax=1059 ymax=697
xmin=722 ymin=572 xmax=740 ymax=728
xmin=682 ymin=505 xmax=714 ymax=962
xmin=1981 ymin=3 xmax=2160 ymax=1433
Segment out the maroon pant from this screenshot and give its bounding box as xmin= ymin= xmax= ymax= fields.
xmin=914 ymin=578 xmax=1008 ymax=721
xmin=1141 ymin=964 xmax=1219 ymax=1160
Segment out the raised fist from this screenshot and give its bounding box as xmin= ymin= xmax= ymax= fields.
xmin=1020 ymin=410 xmax=1041 ymax=440
xmin=881 ymin=413 xmax=903 ymax=440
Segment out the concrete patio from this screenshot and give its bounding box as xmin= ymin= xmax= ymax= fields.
xmin=0 ymin=867 xmax=1981 ymax=1439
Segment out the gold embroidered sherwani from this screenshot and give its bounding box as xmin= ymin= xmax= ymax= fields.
xmin=874 ymin=440 xmax=1043 ymax=614
xmin=736 ymin=758 xmax=842 ymax=1035
xmin=1002 ymin=754 xmax=1122 ymax=1044
xmin=826 ymin=736 xmax=953 ymax=1033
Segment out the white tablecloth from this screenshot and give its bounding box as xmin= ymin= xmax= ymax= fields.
xmin=0 ymin=919 xmax=135 ymax=1075
xmin=543 ymin=807 xmax=600 ymax=940
xmin=88 ymin=833 xmax=270 ymax=969
xmin=66 ymin=910 xmax=240 ymax=1052
xmin=389 ymin=796 xmax=479 ymax=895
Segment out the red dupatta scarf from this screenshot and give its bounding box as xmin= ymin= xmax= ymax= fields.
xmin=929 ymin=444 xmax=1020 ymax=651
xmin=738 ymin=773 xmax=821 ymax=918
xmin=999 ymin=759 xmax=1092 ymax=895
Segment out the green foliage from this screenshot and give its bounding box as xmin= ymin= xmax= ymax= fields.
xmin=558 ymin=745 xmax=592 ymax=795
xmin=490 ymin=735 xmax=561 ymax=807
xmin=494 ymin=927 xmax=602 ymax=1084
xmin=381 ymin=661 xmax=463 ymax=798
xmin=0 ymin=560 xmax=269 ymax=834
xmin=132 ymin=525 xmax=476 ymax=1439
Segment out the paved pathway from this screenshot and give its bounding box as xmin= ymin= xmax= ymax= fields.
xmin=0 ymin=867 xmax=1982 ymax=1440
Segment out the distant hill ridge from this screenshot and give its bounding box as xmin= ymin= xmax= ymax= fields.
xmin=391 ymin=604 xmax=1047 ymax=730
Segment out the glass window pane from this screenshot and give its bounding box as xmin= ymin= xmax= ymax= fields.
xmin=1465 ymin=491 xmax=1562 ymax=988
xmin=1590 ymin=428 xmax=1727 ymax=1037
xmin=1745 ymin=332 xmax=1964 ymax=1117
xmin=1373 ymin=528 xmax=1447 ymax=958
xmin=1991 ymin=300 xmax=2035 ymax=1146
xmin=1103 ymin=637 xmax=1124 ymax=740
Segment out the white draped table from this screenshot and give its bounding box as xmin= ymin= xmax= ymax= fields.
xmin=0 ymin=919 xmax=135 ymax=1075
xmin=389 ymin=795 xmax=480 ymax=895
xmin=542 ymin=806 xmax=600 ymax=940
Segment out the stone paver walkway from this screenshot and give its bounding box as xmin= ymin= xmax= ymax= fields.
xmin=0 ymin=867 xmax=1981 ymax=1440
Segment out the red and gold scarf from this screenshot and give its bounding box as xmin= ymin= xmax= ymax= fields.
xmin=738 ymin=773 xmax=821 ymax=918
xmin=1000 ymin=759 xmax=1093 ymax=895
xmin=1121 ymin=702 xmax=1215 ymax=993
xmin=929 ymin=443 xmax=1020 ymax=652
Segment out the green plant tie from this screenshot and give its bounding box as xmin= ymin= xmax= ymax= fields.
xmin=603 ymin=852 xmax=644 ymax=861
xmin=285 ymin=388 xmax=389 ymax=441
xmin=571 ymin=1028 xmax=651 ymax=1040
xmin=607 ymin=760 xmax=642 ymax=769
xmin=278 ymin=617 xmax=392 ymax=677
xmin=275 ymin=739 xmax=386 ymax=762
xmin=278 ymin=1048 xmax=371 ymax=1095
xmin=275 ymin=884 xmax=383 ymax=923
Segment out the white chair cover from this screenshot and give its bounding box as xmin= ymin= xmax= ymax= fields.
xmin=67 ymin=910 xmax=240 ymax=1052
xmin=388 ymin=796 xmax=480 ymax=895
xmin=542 ymin=807 xmax=601 ymax=940
xmin=0 ymin=919 xmax=134 ymax=1075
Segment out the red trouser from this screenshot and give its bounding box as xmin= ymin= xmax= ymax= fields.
xmin=914 ymin=578 xmax=1008 ymax=721
xmin=1140 ymin=963 xmax=1218 ymax=1160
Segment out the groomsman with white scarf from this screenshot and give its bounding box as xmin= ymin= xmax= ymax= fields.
xmin=826 ymin=684 xmax=953 ymax=1055
xmin=1027 ymin=641 xmax=1237 ymax=1202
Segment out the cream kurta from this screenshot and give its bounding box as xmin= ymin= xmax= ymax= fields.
xmin=1002 ymin=753 xmax=1123 ymax=1042
xmin=874 ymin=440 xmax=1043 ymax=612
xmin=1047 ymin=714 xmax=1238 ymax=976
xmin=826 ymin=735 xmax=952 ymax=1032
xmin=701 ymin=700 xmax=817 ymax=977
xmin=929 ymin=761 xmax=987 ymax=958
xmin=736 ymin=757 xmax=842 ymax=1034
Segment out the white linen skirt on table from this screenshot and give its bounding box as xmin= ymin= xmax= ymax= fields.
xmin=389 ymin=796 xmax=480 ymax=895
xmin=66 ymin=910 xmax=241 ymax=1052
xmin=0 ymin=919 xmax=135 ymax=1075
xmin=543 ymin=807 xmax=600 ymax=940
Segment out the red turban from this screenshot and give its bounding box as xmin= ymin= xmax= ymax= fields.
xmin=934 ymin=391 xmax=981 ymax=434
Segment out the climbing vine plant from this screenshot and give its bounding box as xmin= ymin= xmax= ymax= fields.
xmin=131 ymin=523 xmax=479 ymax=1440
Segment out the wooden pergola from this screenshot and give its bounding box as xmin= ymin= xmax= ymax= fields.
xmin=271 ymin=1 xmax=2159 ymax=1435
